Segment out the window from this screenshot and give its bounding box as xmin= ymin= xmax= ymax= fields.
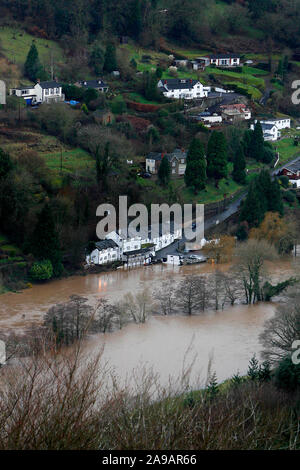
xmin=45 ymin=89 xmax=49 ymax=95
xmin=172 ymin=162 xmax=176 ymax=167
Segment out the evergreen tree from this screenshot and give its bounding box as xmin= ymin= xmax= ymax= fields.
xmin=242 ymin=129 xmax=253 ymax=158
xmin=103 ymin=43 xmax=117 ymax=73
xmin=206 ymin=372 xmax=219 ymax=400
xmin=31 ymin=204 xmax=63 ymax=277
xmin=248 ymin=354 xmax=260 ymax=381
xmin=258 ymin=361 xmax=272 ymax=382
xmin=232 ymin=144 xmax=247 ymax=185
xmin=239 ymin=179 xmax=266 ymax=227
xmin=143 ymin=71 xmax=159 ymax=101
xmin=184 ymin=138 xmax=207 ymax=193
xmin=89 ymin=45 xmax=104 ymax=75
xmin=249 ymin=122 xmax=265 ymax=162
xmin=240 ymin=170 xmax=284 ymax=228
xmin=158 ymin=155 xmax=171 ymax=186
xmin=207 ymin=131 xmax=228 ymax=187
xmin=24 ymin=41 xmax=44 ymax=82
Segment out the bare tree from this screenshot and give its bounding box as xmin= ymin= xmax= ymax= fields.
xmin=220 ymin=271 xmax=243 ymax=307
xmin=235 ymin=239 xmax=277 ymax=304
xmin=44 ymin=295 xmax=93 ymax=346
xmin=176 ymin=275 xmax=208 ymax=315
xmin=120 ymin=289 xmax=153 ymax=324
xmin=260 ymin=299 xmax=300 ymax=364
xmin=154 ymin=280 xmax=176 ymax=315
xmin=92 ymin=298 xmax=115 ymax=333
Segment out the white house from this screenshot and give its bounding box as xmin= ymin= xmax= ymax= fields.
xmin=251 ymin=122 xmax=280 ymax=142
xmin=86 ymin=240 xmax=120 ymax=266
xmin=158 ymin=79 xmax=208 ymax=100
xmin=9 ymin=85 xmax=37 ymax=105
xmin=259 ymin=117 xmax=291 ymax=130
xmin=199 ymin=54 xmax=241 ymax=67
xmin=251 ymin=117 xmax=290 ymax=142
xmin=197 ymin=112 xmax=222 ymax=125
xmin=10 ymin=80 xmax=64 ymax=105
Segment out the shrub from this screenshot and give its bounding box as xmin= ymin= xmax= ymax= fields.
xmin=279 ymin=175 xmax=290 ymax=188
xmin=30 ymin=259 xmax=53 ymax=281
xmin=274 ymin=357 xmax=300 ymax=392
xmin=284 ymin=190 xmax=296 ymax=204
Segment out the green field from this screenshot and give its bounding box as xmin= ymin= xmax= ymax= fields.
xmin=1 ymin=131 xmax=94 ymax=177
xmin=272 ymin=137 xmax=300 ymax=165
xmin=205 ymin=66 xmax=266 ymax=89
xmin=44 ymin=148 xmax=94 ymax=174
xmin=127 ymin=92 xmax=162 ymax=105
xmin=0 ymin=26 xmax=64 ymax=67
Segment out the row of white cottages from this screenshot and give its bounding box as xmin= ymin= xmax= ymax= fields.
xmin=86 ymin=224 xmax=182 ymax=266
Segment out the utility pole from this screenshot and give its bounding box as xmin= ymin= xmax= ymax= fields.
xmin=50 ymin=49 xmax=54 ymax=81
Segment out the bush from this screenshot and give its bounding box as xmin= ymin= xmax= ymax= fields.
xmin=284 ymin=190 xmax=296 ymax=204
xmin=279 ymin=175 xmax=290 ymax=188
xmin=30 ymin=260 xmax=53 ymax=281
xmin=275 ymin=357 xmax=300 ymax=392
xmin=111 ymin=96 xmax=126 ymax=114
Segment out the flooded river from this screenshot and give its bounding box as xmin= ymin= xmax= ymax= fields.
xmin=0 ymin=261 xmax=295 ymax=386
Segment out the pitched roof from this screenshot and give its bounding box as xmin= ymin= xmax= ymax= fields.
xmin=79 ymin=79 xmax=108 ymax=89
xmin=161 ymin=78 xmax=199 ymax=90
xmin=209 ymin=54 xmax=240 ymax=59
xmin=261 ymin=117 xmax=290 ymax=122
xmin=282 ymin=157 xmax=300 ymax=173
xmin=261 ymin=123 xmax=276 ymax=131
xmin=95 ymin=239 xmax=118 ymax=251
xmin=38 ymin=81 xmax=62 ymax=89
xmin=146 ymin=149 xmax=187 ymax=162
xmin=13 ymin=85 xmax=35 ymax=90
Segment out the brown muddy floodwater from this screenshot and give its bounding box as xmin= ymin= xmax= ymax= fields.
xmin=0 ymin=261 xmax=295 ymax=387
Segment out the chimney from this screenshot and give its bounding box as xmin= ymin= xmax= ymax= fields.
xmin=37 ymin=78 xmax=40 ymax=83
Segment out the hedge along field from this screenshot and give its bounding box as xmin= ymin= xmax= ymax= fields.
xmin=0 ymin=27 xmax=64 ymax=67
xmin=205 ymin=67 xmax=266 ymax=90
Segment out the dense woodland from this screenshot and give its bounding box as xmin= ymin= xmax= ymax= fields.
xmin=2 ymin=0 xmax=300 ymax=48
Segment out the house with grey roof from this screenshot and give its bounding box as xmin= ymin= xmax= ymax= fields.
xmin=157 ymin=78 xmax=208 ymax=100
xmin=86 ymin=239 xmax=120 ymax=265
xmin=76 ymin=79 xmax=108 ymax=93
xmin=10 ymin=80 xmax=64 ymax=105
xmin=277 ymin=157 xmax=300 ymax=187
xmin=146 ymin=149 xmax=187 ymax=175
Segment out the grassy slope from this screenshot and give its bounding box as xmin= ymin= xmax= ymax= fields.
xmin=0 ymin=26 xmax=64 ymax=86
xmin=0 ymin=130 xmax=94 ymax=179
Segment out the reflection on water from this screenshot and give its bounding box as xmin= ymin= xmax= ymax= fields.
xmin=0 ymin=260 xmax=294 ymax=385
xmin=85 ymin=303 xmax=276 ymax=388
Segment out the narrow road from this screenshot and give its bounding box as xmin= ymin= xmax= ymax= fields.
xmin=156 ymin=191 xmax=247 ymax=258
